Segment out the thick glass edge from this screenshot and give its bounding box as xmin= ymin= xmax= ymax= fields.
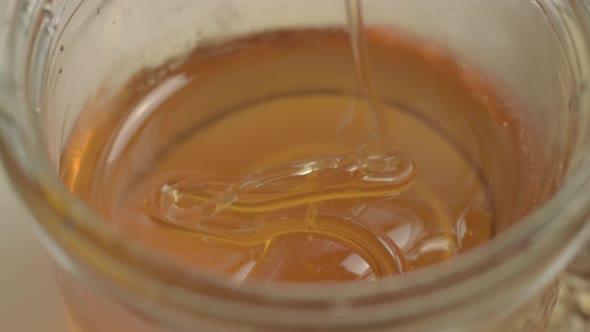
xmin=1 ymin=0 xmax=590 ymax=329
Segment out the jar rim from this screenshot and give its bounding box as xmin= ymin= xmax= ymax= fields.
xmin=2 ymin=0 xmax=590 ymax=329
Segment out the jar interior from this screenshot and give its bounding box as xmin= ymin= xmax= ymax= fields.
xmin=25 ymin=0 xmax=590 ymax=283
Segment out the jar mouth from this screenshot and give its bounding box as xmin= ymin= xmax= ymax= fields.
xmin=3 ymin=0 xmax=590 ymax=330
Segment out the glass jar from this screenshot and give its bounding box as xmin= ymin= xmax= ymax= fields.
xmin=1 ymin=0 xmax=590 ymax=331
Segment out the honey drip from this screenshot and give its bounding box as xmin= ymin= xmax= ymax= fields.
xmin=145 ymin=0 xmax=419 ymax=277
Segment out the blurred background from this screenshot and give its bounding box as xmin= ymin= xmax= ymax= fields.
xmin=0 ymin=163 xmax=66 ymax=331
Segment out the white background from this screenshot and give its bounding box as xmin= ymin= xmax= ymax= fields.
xmin=0 ymin=163 xmax=66 ymax=331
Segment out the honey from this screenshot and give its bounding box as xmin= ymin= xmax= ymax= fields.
xmin=61 ymin=25 xmax=539 ymax=283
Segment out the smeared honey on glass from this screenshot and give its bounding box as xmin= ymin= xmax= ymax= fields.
xmin=61 ymin=19 xmax=541 ymax=282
